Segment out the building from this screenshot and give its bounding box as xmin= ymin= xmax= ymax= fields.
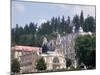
xmin=41 ymin=26 xmax=93 ymax=69
xmin=20 ymin=50 xmax=40 ymax=73
xmin=11 ymin=45 xmax=42 ymax=73
xmin=41 ymin=35 xmax=66 ymax=70
xmin=11 ymin=26 xmax=93 ymax=73
xmin=41 ymin=51 xmax=66 ymax=70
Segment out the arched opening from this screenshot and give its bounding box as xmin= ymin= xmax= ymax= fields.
xmin=53 ymin=57 xmax=59 ymax=63
xmin=53 ymin=57 xmax=60 ymax=69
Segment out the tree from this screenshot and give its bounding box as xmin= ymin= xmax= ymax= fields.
xmin=14 ymin=24 xmax=20 ymax=44
xmin=11 ymin=28 xmax=16 ymax=44
xmin=29 ymin=22 xmax=37 ymax=34
xmin=61 ymin=16 xmax=66 ymax=33
xmin=18 ymin=34 xmax=33 ymax=46
xmin=11 ymin=58 xmax=20 ymax=73
xmin=24 ymin=24 xmax=30 ymax=34
xmin=67 ymin=16 xmax=70 ymax=25
xmin=40 ymin=21 xmax=51 ymax=35
xmin=80 ymin=10 xmax=84 ymax=28
xmin=57 ymin=16 xmax=61 ymax=33
xmin=66 ymin=58 xmax=72 ymax=67
xmin=42 ymin=44 xmax=48 ymax=53
xmin=75 ymin=35 xmax=96 ymax=69
xmin=11 ymin=15 xmax=95 ymax=47
xmin=66 ymin=16 xmax=72 ymax=33
xmin=36 ymin=57 xmax=47 ymax=71
xmin=83 ymin=16 xmax=95 ymax=32
xmin=73 ymin=15 xmax=80 ymax=32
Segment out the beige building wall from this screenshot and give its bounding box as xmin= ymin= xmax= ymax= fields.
xmin=20 ymin=51 xmax=40 ymax=73
xmin=41 ymin=51 xmax=66 ymax=70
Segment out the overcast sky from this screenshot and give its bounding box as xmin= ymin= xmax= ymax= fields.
xmin=11 ymin=0 xmax=96 ymax=28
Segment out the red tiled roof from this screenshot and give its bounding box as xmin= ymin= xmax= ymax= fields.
xmin=11 ymin=45 xmax=42 ymax=52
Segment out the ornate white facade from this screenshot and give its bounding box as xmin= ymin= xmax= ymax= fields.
xmin=41 ymin=51 xmax=66 ymax=70
xmin=41 ymin=34 xmax=66 ymax=70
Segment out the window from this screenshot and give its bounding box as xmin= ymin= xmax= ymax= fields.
xmin=53 ymin=57 xmax=59 ymax=63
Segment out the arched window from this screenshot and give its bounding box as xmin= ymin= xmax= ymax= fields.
xmin=53 ymin=57 xmax=59 ymax=63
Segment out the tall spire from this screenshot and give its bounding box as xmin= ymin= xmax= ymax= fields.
xmin=72 ymin=26 xmax=75 ymax=33
xmin=79 ymin=26 xmax=84 ymax=33
xmin=42 ymin=37 xmax=48 ymax=46
xmin=56 ymin=33 xmax=61 ymax=45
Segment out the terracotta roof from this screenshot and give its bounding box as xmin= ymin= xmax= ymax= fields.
xmin=11 ymin=45 xmax=42 ymax=52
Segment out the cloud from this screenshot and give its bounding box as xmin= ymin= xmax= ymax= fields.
xmin=37 ymin=19 xmax=47 ymax=27
xmin=72 ymin=6 xmax=95 ymax=18
xmin=58 ymin=4 xmax=95 ymax=19
xmin=15 ymin=3 xmax=25 ymax=12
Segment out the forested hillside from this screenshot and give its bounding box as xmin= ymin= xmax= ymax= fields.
xmin=11 ymin=11 xmax=96 ymax=47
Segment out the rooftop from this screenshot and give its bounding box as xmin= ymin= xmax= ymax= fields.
xmin=11 ymin=45 xmax=42 ymax=52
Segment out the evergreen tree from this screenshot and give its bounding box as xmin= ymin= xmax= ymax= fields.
xmin=11 ymin=15 xmax=95 ymax=47
xmin=11 ymin=28 xmax=16 ymax=44
xmin=42 ymin=44 xmax=48 ymax=53
xmin=73 ymin=15 xmax=80 ymax=32
xmin=61 ymin=16 xmax=66 ymax=33
xmin=14 ymin=24 xmax=20 ymax=44
xmin=51 ymin=17 xmax=55 ymax=32
xmin=57 ymin=16 xmax=61 ymax=33
xmin=80 ymin=10 xmax=84 ymax=28
xmin=11 ymin=58 xmax=20 ymax=73
xmin=75 ymin=35 xmax=96 ymax=68
xmin=66 ymin=58 xmax=72 ymax=67
xmin=67 ymin=16 xmax=70 ymax=25
xmin=83 ymin=16 xmax=95 ymax=32
xmin=29 ymin=22 xmax=37 ymax=34
xmin=36 ymin=57 xmax=47 ymax=71
xmin=24 ymin=24 xmax=29 ymax=34
xmin=66 ymin=16 xmax=72 ymax=33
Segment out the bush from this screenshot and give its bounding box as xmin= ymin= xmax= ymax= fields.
xmin=11 ymin=58 xmax=20 ymax=74
xmin=36 ymin=57 xmax=47 ymax=71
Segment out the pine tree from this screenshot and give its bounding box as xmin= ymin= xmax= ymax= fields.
xmin=73 ymin=15 xmax=80 ymax=32
xmin=36 ymin=57 xmax=47 ymax=71
xmin=11 ymin=58 xmax=20 ymax=73
xmin=80 ymin=10 xmax=84 ymax=28
xmin=83 ymin=16 xmax=95 ymax=32
xmin=75 ymin=35 xmax=96 ymax=68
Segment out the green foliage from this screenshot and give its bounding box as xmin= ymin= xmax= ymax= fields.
xmin=11 ymin=12 xmax=95 ymax=47
xmin=11 ymin=58 xmax=20 ymax=73
xmin=73 ymin=15 xmax=80 ymax=32
xmin=66 ymin=58 xmax=72 ymax=67
xmin=75 ymin=35 xmax=96 ymax=68
xmin=36 ymin=57 xmax=47 ymax=71
xmin=42 ymin=44 xmax=48 ymax=53
xmin=18 ymin=34 xmax=33 ymax=46
xmin=80 ymin=10 xmax=84 ymax=27
xmin=11 ymin=16 xmax=72 ymax=46
xmin=11 ymin=23 xmax=38 ymax=46
xmin=83 ymin=16 xmax=95 ymax=32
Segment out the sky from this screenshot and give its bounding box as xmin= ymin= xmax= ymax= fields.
xmin=11 ymin=0 xmax=96 ymax=28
